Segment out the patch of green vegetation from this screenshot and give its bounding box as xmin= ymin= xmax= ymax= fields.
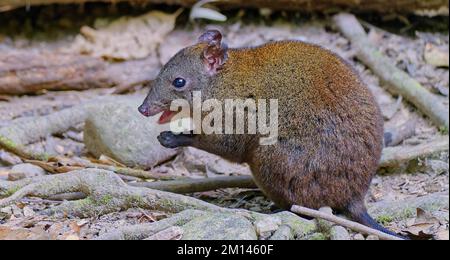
xmin=0 ymin=136 xmax=17 ymax=149
xmin=307 ymin=232 xmax=327 ymax=240
xmin=75 ymin=197 xmax=95 ymax=208
xmin=376 ymin=215 xmax=394 ymax=225
xmin=439 ymin=126 xmax=449 ymax=135
xmin=127 ymin=195 xmax=146 ymax=206
xmin=4 ymin=186 xmax=21 ymax=197
xmin=100 ymin=195 xmax=114 ymax=205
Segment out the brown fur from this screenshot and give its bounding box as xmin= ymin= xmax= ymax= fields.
xmin=140 ymin=31 xmax=395 ymax=236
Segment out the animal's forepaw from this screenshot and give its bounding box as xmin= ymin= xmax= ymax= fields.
xmin=157 ymin=131 xmax=182 ymax=148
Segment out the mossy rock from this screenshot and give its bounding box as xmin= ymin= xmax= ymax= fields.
xmin=369 ymin=193 xmax=449 ymax=221
xmin=182 ymin=213 xmax=257 ymax=240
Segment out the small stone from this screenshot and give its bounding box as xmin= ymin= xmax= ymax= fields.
xmin=23 ymin=206 xmax=35 ymax=217
xmin=10 ymin=205 xmax=22 ymax=217
xmin=0 ymin=206 xmax=13 ymax=216
xmin=366 ymin=235 xmax=380 ymax=240
xmin=255 ymin=216 xmax=282 ymax=237
xmin=354 ymin=233 xmax=365 ymax=240
xmin=8 ymin=163 xmax=45 ymax=181
xmin=428 ymin=160 xmax=449 ymax=175
xmin=330 ymin=226 xmax=351 ymax=240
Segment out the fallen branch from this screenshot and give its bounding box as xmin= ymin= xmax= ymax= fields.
xmin=380 ymin=136 xmax=449 ymax=168
xmin=1 ymin=0 xmax=448 ymax=15
xmin=0 ymin=51 xmax=157 ymax=95
xmin=291 ymin=205 xmax=403 ymax=240
xmin=0 ymin=105 xmax=86 ymax=146
xmin=0 ymin=135 xmax=49 ymax=161
xmin=129 ymin=175 xmax=256 ymax=193
xmin=46 ymin=175 xmax=256 ymax=200
xmin=333 ymin=13 xmax=449 ymax=129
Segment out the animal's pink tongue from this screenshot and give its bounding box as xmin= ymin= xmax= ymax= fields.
xmin=158 ymin=110 xmax=177 ymax=124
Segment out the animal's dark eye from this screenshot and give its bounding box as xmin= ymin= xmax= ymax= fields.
xmin=172 ymin=78 xmax=186 ymax=88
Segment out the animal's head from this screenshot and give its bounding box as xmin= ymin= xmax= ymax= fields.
xmin=138 ymin=30 xmax=228 ymax=123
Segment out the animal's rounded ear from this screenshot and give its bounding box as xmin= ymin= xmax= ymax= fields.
xmin=198 ymin=30 xmax=228 ymax=75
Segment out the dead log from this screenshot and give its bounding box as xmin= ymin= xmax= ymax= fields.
xmin=0 ymin=50 xmax=158 ymax=95
xmin=0 ymin=0 xmax=448 ymax=16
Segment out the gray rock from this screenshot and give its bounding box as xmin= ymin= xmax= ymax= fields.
xmin=255 ymin=216 xmax=282 ymax=237
xmin=182 ymin=213 xmax=257 ymax=240
xmin=330 ymin=226 xmax=351 ymax=240
xmin=369 ymin=193 xmax=449 ymax=221
xmin=269 ymin=225 xmax=293 ymax=240
xmin=366 ymin=235 xmax=380 ymax=240
xmin=353 ymin=233 xmax=365 ymax=240
xmin=427 ymin=160 xmax=449 ymax=175
xmin=84 ymin=99 xmax=178 ymax=168
xmin=8 ymin=163 xmax=45 ymax=181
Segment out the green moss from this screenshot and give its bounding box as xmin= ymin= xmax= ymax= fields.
xmin=126 ymin=195 xmax=146 ymax=207
xmin=439 ymin=126 xmax=449 ymax=135
xmin=74 ymin=197 xmax=95 ymax=208
xmin=400 ymin=208 xmax=416 ymax=219
xmin=100 ymin=195 xmax=114 ymax=205
xmin=4 ymin=186 xmax=21 ymax=197
xmin=306 ymin=232 xmax=327 ymax=240
xmin=0 ymin=136 xmax=17 ymax=149
xmin=376 ymin=215 xmax=394 ymax=225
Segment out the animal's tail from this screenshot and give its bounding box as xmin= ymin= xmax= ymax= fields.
xmin=346 ymin=202 xmax=406 ymax=240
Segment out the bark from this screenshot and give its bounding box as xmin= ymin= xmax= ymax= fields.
xmin=0 ymin=51 xmax=156 ymax=95
xmin=0 ymin=0 xmax=448 ymax=15
xmin=334 ymin=13 xmax=450 ymax=129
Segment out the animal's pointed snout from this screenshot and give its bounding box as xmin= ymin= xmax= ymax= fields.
xmin=138 ymin=101 xmax=164 ymax=117
xmin=138 ymin=103 xmax=152 ymax=117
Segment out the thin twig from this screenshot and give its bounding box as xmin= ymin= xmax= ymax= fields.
xmin=291 ymin=205 xmax=403 ymax=241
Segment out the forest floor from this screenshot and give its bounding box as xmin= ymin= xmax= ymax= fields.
xmin=0 ymin=5 xmax=448 ymax=240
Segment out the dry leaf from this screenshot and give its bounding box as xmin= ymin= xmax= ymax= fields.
xmin=0 ymin=226 xmax=50 ymax=240
xmin=434 ymin=230 xmax=449 ymax=240
xmin=71 ymin=10 xmax=181 ymax=60
xmin=402 ymin=208 xmax=440 ymax=240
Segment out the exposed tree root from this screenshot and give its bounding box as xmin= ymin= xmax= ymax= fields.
xmin=0 ymin=168 xmax=316 ymax=240
xmin=96 ymin=209 xmax=207 ymax=240
xmin=0 ymin=169 xmax=222 ymax=217
xmin=0 ymin=50 xmax=156 ymax=95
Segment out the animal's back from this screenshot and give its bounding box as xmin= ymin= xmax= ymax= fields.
xmin=220 ymin=41 xmax=383 ymax=211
